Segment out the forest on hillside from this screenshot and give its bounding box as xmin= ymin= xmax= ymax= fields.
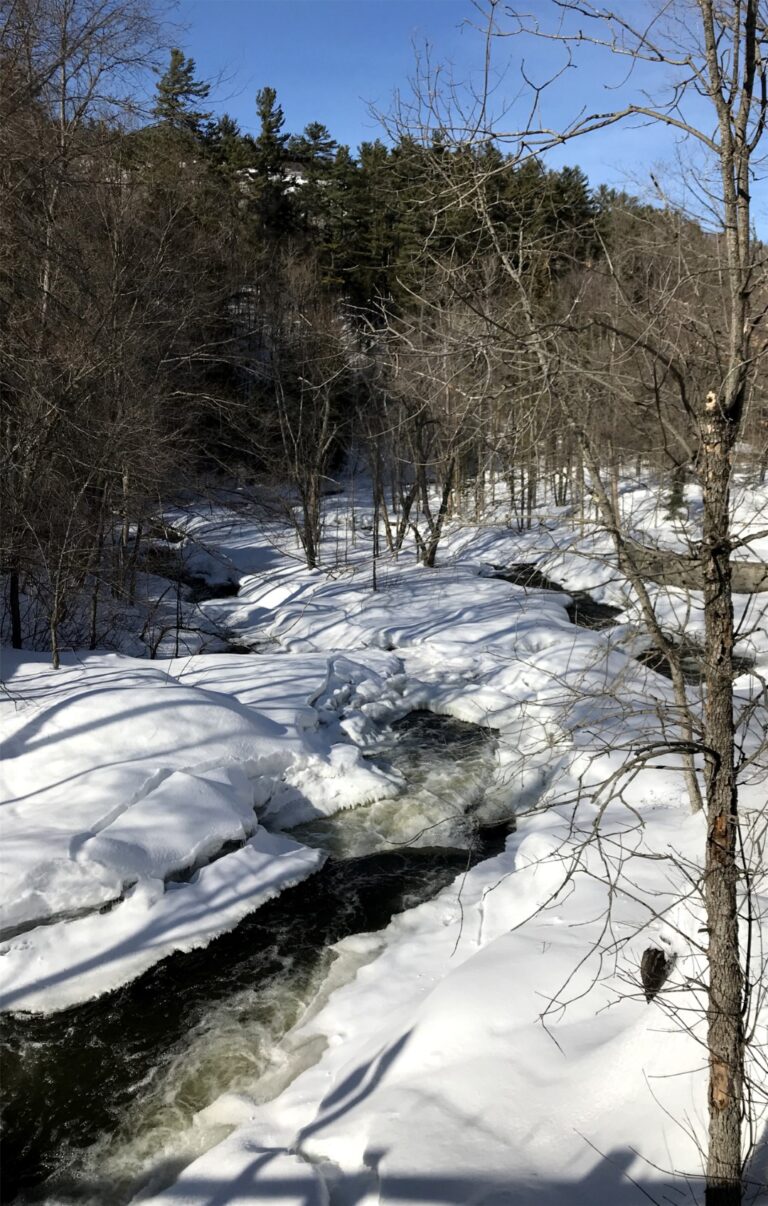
xmin=4 ymin=0 xmax=765 ymax=662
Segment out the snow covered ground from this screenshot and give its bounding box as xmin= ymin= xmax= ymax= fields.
xmin=2 ymin=473 xmax=768 ymax=1204
xmin=0 ymin=647 xmax=403 ymax=1010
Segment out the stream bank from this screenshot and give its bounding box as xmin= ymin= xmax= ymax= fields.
xmin=0 ymin=713 xmax=508 ymax=1206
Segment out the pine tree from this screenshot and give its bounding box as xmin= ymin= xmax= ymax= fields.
xmin=287 ymin=121 xmax=337 ymax=167
xmin=545 ymin=165 xmax=598 ymax=272
xmin=251 ymin=85 xmax=292 ymax=235
xmin=287 ymin=121 xmax=338 ymax=231
xmin=152 ymin=48 xmax=211 ymax=138
xmin=254 ymin=86 xmax=287 ymax=174
xmin=355 ymin=139 xmax=397 ymax=305
xmin=320 ymin=144 xmax=361 ymax=291
xmin=387 ymin=137 xmax=426 ymax=297
xmin=204 ymin=113 xmax=252 ymax=171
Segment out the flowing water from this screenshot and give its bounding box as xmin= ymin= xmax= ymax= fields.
xmin=291 ymin=710 xmax=506 ymax=858
xmin=487 ymin=562 xmax=756 ymax=681
xmin=486 ymin=563 xmax=621 ymax=629
xmin=0 ymin=712 xmax=507 ymax=1206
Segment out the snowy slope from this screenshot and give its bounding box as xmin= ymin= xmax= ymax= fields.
xmin=0 ymin=648 xmax=406 ymax=1008
xmin=3 ymin=476 xmax=768 ymax=1203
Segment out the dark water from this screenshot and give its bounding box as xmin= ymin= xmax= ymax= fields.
xmin=486 ymin=563 xmax=621 ymax=629
xmin=487 ymin=562 xmax=756 ymax=679
xmin=636 ymin=641 xmax=755 ymax=685
xmin=182 ymin=576 xmax=240 ymax=605
xmin=0 ymin=714 xmax=506 ymax=1206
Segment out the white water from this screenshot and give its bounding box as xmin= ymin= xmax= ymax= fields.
xmin=290 ymin=712 xmax=503 ymax=858
xmin=76 ymin=940 xmax=381 ymax=1205
xmin=11 ymin=713 xmax=504 ymax=1206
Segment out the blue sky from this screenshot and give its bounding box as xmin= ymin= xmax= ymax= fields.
xmin=176 ymin=0 xmax=466 ymax=148
xmin=173 ymin=0 xmax=767 ymax=232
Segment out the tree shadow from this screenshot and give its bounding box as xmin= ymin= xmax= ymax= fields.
xmin=0 ymin=848 xmax=320 ymax=1010
xmin=81 ymin=1036 xmax=753 ymax=1206
xmin=81 ymin=1145 xmax=722 ymax=1205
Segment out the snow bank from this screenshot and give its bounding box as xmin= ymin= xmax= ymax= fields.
xmin=78 ymin=766 xmax=258 ymax=883
xmin=0 ymin=829 xmax=325 ymax=1014
xmin=146 ymin=1140 xmax=328 ymax=1205
xmin=0 ymin=654 xmax=288 ymax=933
xmin=142 ymin=804 xmax=712 ymax=1206
xmin=0 ymin=647 xmax=409 ymax=1011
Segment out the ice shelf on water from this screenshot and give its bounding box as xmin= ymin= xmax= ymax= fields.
xmin=1 ymin=711 xmax=510 ymax=1206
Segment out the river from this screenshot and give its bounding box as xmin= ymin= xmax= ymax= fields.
xmin=0 ymin=711 xmax=510 ymax=1205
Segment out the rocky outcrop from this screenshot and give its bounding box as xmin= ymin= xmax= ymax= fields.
xmin=623 ymin=539 xmax=768 ymax=594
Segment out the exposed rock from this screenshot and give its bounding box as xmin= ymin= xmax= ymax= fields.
xmin=623 ymin=538 xmax=768 ymax=594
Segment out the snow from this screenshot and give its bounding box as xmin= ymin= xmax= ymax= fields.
xmin=0 ymin=829 xmax=325 ymax=1014
xmin=3 ymin=471 xmax=768 ymax=1203
xmin=146 ymin=1141 xmax=328 ymax=1205
xmin=0 ymin=656 xmax=286 ymax=933
xmin=140 ymin=806 xmax=713 ymax=1206
xmin=0 ymin=647 xmax=408 ymax=1004
xmin=76 ymin=767 xmax=258 ymax=884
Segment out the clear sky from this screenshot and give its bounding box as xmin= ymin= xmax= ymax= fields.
xmin=173 ymin=0 xmax=767 ymax=233
xmin=176 ymin=0 xmax=469 ymax=148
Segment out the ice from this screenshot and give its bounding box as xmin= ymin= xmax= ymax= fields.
xmin=272 ymin=743 xmax=404 ymax=829
xmin=0 ymin=649 xmax=406 ymax=963
xmin=78 ymin=767 xmax=258 ymax=883
xmin=0 ymin=656 xmax=289 ymax=933
xmin=0 ymin=829 xmax=325 ymax=1013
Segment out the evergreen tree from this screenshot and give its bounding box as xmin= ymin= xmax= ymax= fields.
xmin=287 ymin=121 xmax=337 ymax=167
xmin=287 ymin=121 xmax=338 ymax=231
xmin=254 ymin=86 xmax=288 ymax=173
xmin=251 ymin=85 xmax=292 ymax=235
xmin=389 ymin=135 xmax=433 ymax=298
xmin=355 ymin=140 xmax=397 ymax=305
xmin=320 ymin=144 xmax=361 ymax=291
xmin=152 ymin=48 xmax=211 ymax=137
xmin=204 ymin=113 xmax=252 ymax=171
xmin=545 ymin=165 xmax=598 ymax=271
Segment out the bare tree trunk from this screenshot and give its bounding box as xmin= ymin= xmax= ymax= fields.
xmin=423 ymin=456 xmax=456 ymax=567
xmin=576 ymin=450 xmax=586 ymax=536
xmin=378 ymin=488 xmax=394 ymax=553
xmin=50 ymin=586 xmax=62 ymax=670
xmin=369 ymin=439 xmax=394 ymax=556
xmin=88 ymin=516 xmax=108 ymax=650
xmin=300 ymin=483 xmax=321 ymax=570
xmin=701 ymin=393 xmax=744 ymax=1206
xmin=126 ymin=520 xmax=143 ymax=607
xmin=372 ymin=487 xmax=380 ymax=592
xmin=88 ymin=575 xmax=101 ymax=651
xmin=526 ymin=452 xmax=537 ymax=529
xmin=395 ymin=481 xmax=419 ymax=552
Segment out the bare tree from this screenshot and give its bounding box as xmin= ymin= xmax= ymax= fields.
xmin=0 ymin=0 xmax=249 ymax=660
xmin=0 ymin=0 xmax=168 ymax=658
xmin=225 ymin=259 xmax=353 ymax=570
xmin=387 ymin=2 xmax=768 ymax=1200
